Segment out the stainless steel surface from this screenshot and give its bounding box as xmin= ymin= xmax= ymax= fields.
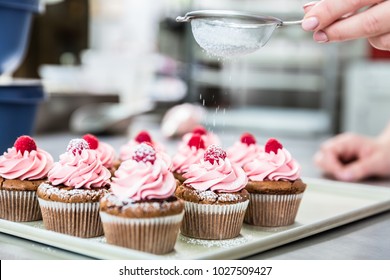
xmin=0 ymin=127 xmax=389 ymax=260
xmin=176 ymin=10 xmax=302 ymax=26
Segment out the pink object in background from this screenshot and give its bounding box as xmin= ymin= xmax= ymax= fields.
xmin=161 ymin=103 xmax=206 ymax=138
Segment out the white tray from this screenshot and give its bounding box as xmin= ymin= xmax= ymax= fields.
xmin=0 ymin=178 xmax=390 ymax=260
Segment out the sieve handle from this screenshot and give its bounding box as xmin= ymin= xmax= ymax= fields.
xmin=281 ymin=20 xmax=303 ymax=26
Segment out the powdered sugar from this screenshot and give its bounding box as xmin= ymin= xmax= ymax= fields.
xmin=132 ymin=143 xmax=156 ymax=164
xmin=195 ymin=189 xmax=241 ymax=203
xmin=196 ymin=190 xmax=218 ymax=201
xmin=38 ymin=183 xmax=107 ymax=200
xmin=218 ymin=193 xmax=241 ymax=202
xmin=179 ymin=234 xmax=253 ymax=248
xmin=191 ymin=18 xmax=276 ymax=57
xmin=66 ymin=138 xmax=89 ymax=155
xmin=104 ymin=193 xmax=169 ymax=212
xmin=204 ymin=145 xmax=226 ymax=164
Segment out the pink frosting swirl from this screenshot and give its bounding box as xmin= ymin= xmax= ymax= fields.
xmin=110 ymin=158 xmax=176 ymax=201
xmin=227 ymin=142 xmax=264 ymax=167
xmin=243 ymin=148 xmax=301 ymax=181
xmin=0 ymin=148 xmax=54 ymax=180
xmin=48 ymin=150 xmax=111 ymax=189
xmin=96 ymin=142 xmax=116 ymax=169
xmin=183 ymin=158 xmax=248 ymax=193
xmin=172 ymin=144 xmax=205 ymax=174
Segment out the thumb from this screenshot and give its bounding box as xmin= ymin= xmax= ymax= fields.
xmin=336 ymin=157 xmax=376 ymax=182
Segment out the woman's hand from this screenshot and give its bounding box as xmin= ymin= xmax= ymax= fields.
xmin=302 ymin=0 xmax=390 ymax=50
xmin=314 ymin=132 xmax=390 ymax=181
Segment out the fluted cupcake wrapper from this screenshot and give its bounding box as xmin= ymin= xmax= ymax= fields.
xmin=100 ymin=211 xmax=184 ymax=255
xmin=0 ymin=190 xmax=42 ymax=222
xmin=181 ymin=201 xmax=249 ymax=240
xmin=244 ymin=193 xmax=304 ymax=227
xmin=38 ymin=198 xmax=103 ymax=238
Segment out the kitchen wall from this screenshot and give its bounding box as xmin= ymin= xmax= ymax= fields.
xmin=13 ymin=0 xmax=390 ymax=137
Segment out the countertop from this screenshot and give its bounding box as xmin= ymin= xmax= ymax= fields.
xmin=1 ymin=124 xmax=389 ymax=260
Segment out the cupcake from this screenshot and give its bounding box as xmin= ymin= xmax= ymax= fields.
xmin=82 ymin=133 xmax=118 ymax=175
xmin=181 ymin=125 xmax=220 ymax=148
xmin=0 ymin=136 xmax=53 ymax=222
xmin=227 ymin=132 xmax=264 ymax=167
xmin=243 ymin=138 xmax=306 ymax=227
xmin=100 ymin=143 xmax=184 ymax=254
xmin=176 ymin=145 xmax=249 ymax=240
xmin=37 ymin=138 xmax=111 ymax=238
xmin=119 ymin=130 xmax=171 ymax=168
xmin=119 ymin=130 xmax=165 ymax=161
xmin=172 ymin=134 xmax=206 ymax=183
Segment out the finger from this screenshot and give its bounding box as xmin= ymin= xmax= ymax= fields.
xmin=302 ymin=0 xmax=383 ymax=31
xmin=369 ymin=32 xmax=390 ymax=50
xmin=314 ymin=150 xmax=345 ymax=176
xmin=303 ymin=1 xmax=319 ymax=13
xmin=318 ymin=1 xmax=390 ymax=42
xmin=320 ymin=133 xmax=366 ymax=160
xmin=336 ymin=156 xmax=378 ymax=181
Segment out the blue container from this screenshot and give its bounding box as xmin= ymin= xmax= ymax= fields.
xmin=0 ymin=80 xmax=45 ymax=153
xmin=0 ymin=0 xmax=42 ymax=75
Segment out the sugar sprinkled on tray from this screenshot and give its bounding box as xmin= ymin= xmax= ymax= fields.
xmin=179 ymin=234 xmax=253 ymax=248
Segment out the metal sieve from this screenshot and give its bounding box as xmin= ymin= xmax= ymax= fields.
xmin=176 ymin=10 xmax=303 ymax=57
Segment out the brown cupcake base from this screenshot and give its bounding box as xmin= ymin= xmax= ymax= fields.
xmin=244 ymin=193 xmax=304 ymax=227
xmin=180 ymin=201 xmax=249 ymax=240
xmin=38 ymin=198 xmax=104 ymax=238
xmin=100 ymin=211 xmax=184 ymax=255
xmin=0 ymin=189 xmax=42 ymax=222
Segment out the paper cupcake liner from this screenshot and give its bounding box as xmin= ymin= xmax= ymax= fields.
xmin=244 ymin=193 xmax=304 ymax=227
xmin=180 ymin=200 xmax=249 ymax=240
xmin=100 ymin=211 xmax=184 ymax=255
xmin=38 ymin=198 xmax=103 ymax=238
xmin=0 ymin=189 xmax=42 ymax=222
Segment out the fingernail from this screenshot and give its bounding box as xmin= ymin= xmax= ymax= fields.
xmin=302 ymin=17 xmax=319 ymax=31
xmin=313 ymin=30 xmax=329 ymax=42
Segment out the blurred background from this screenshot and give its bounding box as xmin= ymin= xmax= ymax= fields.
xmin=7 ymin=0 xmax=390 ymax=140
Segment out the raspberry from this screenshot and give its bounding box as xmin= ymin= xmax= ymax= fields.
xmin=187 ymin=134 xmax=205 ymax=150
xmin=265 ymin=138 xmax=283 ymax=154
xmin=240 ymin=132 xmax=256 ymax=146
xmin=67 ymin=139 xmax=90 ymax=155
xmin=192 ymin=125 xmax=207 ymax=135
xmin=82 ymin=134 xmax=99 ymax=150
xmin=132 ymin=143 xmax=156 ymax=164
xmin=14 ymin=135 xmax=37 ymax=153
xmin=203 ymin=144 xmax=226 ymax=164
xmin=135 ymin=130 xmax=152 ymax=144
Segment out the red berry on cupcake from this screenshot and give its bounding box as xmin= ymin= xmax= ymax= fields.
xmin=204 ymin=145 xmax=226 ymax=164
xmin=187 ymin=134 xmax=205 ymax=150
xmin=82 ymin=134 xmax=99 ymax=150
xmin=14 ymin=135 xmax=37 ymax=153
xmin=135 ymin=130 xmax=152 ymax=144
xmin=265 ymin=138 xmax=283 ymax=154
xmin=67 ymin=139 xmax=90 ymax=155
xmin=132 ymin=143 xmax=156 ymax=164
xmin=192 ymin=125 xmax=207 ymax=135
xmin=240 ymin=133 xmax=256 ymax=146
